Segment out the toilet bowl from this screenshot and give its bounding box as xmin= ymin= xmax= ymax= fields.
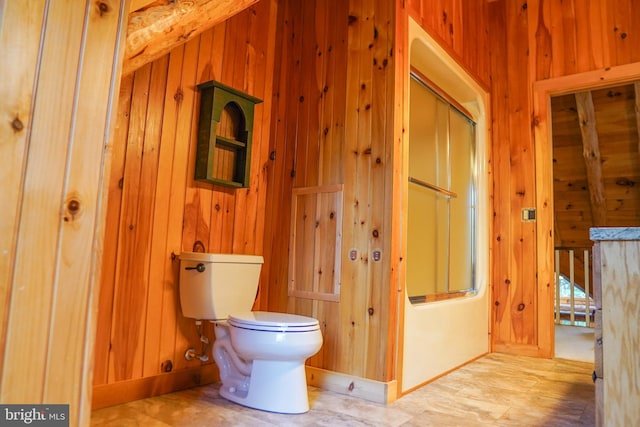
xmin=213 ymin=311 xmax=322 ymax=413
xmin=178 ymin=252 xmax=323 ymax=414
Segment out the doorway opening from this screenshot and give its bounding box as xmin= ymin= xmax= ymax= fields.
xmin=533 ymin=63 xmax=640 ymax=360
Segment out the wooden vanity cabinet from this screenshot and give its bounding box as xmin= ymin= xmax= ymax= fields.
xmin=590 ymin=227 xmax=640 ymax=427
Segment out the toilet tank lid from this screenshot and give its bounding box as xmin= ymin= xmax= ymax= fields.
xmin=179 ymin=252 xmax=264 ymax=264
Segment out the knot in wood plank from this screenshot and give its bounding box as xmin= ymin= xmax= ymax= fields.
xmin=98 ymin=1 xmax=110 ymax=16
xmin=64 ymin=197 xmax=82 ymax=222
xmin=11 ymin=117 xmax=24 ymax=132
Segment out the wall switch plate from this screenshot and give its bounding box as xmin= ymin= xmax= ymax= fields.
xmin=522 ymin=208 xmax=536 ymax=222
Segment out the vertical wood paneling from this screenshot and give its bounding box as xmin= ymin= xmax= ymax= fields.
xmin=227 ymin=10 xmax=253 ymax=255
xmin=144 ymin=45 xmax=185 ymax=378
xmin=293 ymin=1 xmax=315 ymax=190
xmin=208 ymin=23 xmax=231 ymax=254
xmin=610 ymin=0 xmax=633 ymax=66
xmin=4 ymin=0 xmax=86 ymax=399
xmin=94 ymin=75 xmax=134 ymax=385
xmin=210 ymin=25 xmax=237 ymax=255
xmin=0 ymin=0 xmax=128 ymax=424
xmin=490 ymin=0 xmax=544 ymax=355
xmin=339 ymin=0 xmax=368 ymax=377
xmin=287 ymin=1 xmax=325 ymax=316
xmin=0 ymin=0 xmax=46 ymax=383
xmin=488 ymin=1 xmax=512 ymax=350
xmin=406 ymin=0 xmax=490 ymax=89
xmin=315 ymin=0 xmax=329 ymax=185
xmin=463 ymin=1 xmax=490 ymax=83
xmin=507 ymin=1 xmax=537 ymax=347
xmin=152 ymin=42 xmax=191 ymax=374
xmin=172 ymin=37 xmax=205 ymax=373
xmin=94 ymin=0 xmax=277 ymax=400
xmin=249 ymin=0 xmax=278 ymax=262
xmin=182 ymin=30 xmax=215 ymax=350
xmin=180 ymin=37 xmax=203 ymax=256
xmin=286 ymin=0 xmax=316 ymax=319
xmin=529 ymin=0 xmax=552 ymax=81
xmin=183 ymin=30 xmax=213 ymax=257
xmin=491 ymin=0 xmax=640 ymax=356
xmin=352 ymin=0 xmax=375 ymax=379
xmin=264 ymin=0 xmax=397 ymax=383
xmin=391 ymin=0 xmax=408 ymax=388
xmin=109 ymin=63 xmax=152 ymax=382
xmin=246 ymin=1 xmax=275 ymax=257
xmin=273 ymin=0 xmax=306 ymax=314
xmin=140 ymin=55 xmax=170 ymax=378
xmin=259 ymin=0 xmax=287 ymax=314
xmin=366 ymin=0 xmax=394 ymax=380
xmin=529 ymin=0 xmax=640 ymax=82
xmin=318 ymin=0 xmax=349 ymax=372
xmin=44 ymin=1 xmax=128 ymax=411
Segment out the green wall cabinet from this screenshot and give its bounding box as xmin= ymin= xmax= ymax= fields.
xmin=195 ymin=80 xmax=262 ymax=188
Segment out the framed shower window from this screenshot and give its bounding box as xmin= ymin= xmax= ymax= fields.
xmin=406 ymin=70 xmax=477 ymax=304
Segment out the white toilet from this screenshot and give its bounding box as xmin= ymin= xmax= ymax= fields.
xmin=178 ymin=252 xmax=323 ymax=414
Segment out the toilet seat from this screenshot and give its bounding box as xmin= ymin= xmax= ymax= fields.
xmin=228 ymin=311 xmax=320 ymax=332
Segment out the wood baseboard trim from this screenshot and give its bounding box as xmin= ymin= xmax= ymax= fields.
xmin=93 ymin=364 xmax=397 ymax=410
xmin=92 ymin=365 xmax=219 ymax=410
xmin=306 ymin=366 xmax=398 ymax=404
xmin=493 ymin=343 xmax=549 ymax=358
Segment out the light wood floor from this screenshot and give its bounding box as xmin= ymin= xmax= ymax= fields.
xmin=555 ymin=324 xmax=594 ymax=363
xmin=91 ymin=353 xmax=595 ymax=426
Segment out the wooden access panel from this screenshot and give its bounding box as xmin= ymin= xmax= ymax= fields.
xmin=289 ymin=185 xmax=343 ymax=302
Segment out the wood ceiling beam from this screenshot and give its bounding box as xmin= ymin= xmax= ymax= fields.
xmin=129 ymin=0 xmax=162 ymax=13
xmin=575 ymin=91 xmax=607 ymax=226
xmin=123 ymin=0 xmax=259 ymax=76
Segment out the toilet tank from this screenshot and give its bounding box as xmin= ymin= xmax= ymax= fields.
xmin=179 ymin=252 xmax=264 ymax=320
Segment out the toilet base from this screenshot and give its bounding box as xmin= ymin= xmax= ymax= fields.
xmin=219 ymin=359 xmax=310 ymax=414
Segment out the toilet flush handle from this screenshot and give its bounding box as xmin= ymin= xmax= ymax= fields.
xmin=185 ymin=263 xmax=206 ymax=273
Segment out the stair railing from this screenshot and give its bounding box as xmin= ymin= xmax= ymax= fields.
xmin=554 ymin=248 xmax=595 ymax=327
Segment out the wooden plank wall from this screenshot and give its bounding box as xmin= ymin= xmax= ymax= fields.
xmin=528 ymin=0 xmax=640 ymax=81
xmin=92 ymin=0 xmax=493 ymax=404
xmin=92 ymin=0 xmax=277 ymax=403
xmin=0 ymin=0 xmax=129 ymax=425
xmin=488 ymin=0 xmax=640 ymax=355
xmin=405 ymin=0 xmax=491 ymax=89
xmin=488 ymin=0 xmax=539 ymax=356
xmin=262 ymin=0 xmax=397 ymax=382
xmin=260 ymin=0 xmax=492 ymax=385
